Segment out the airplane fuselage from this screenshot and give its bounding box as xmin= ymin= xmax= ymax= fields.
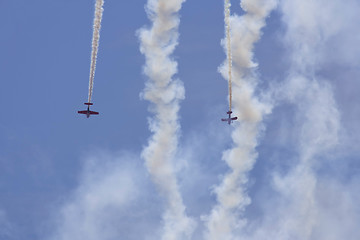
xmin=85 ymin=107 xmax=91 ymax=118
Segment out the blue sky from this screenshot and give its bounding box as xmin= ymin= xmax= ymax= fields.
xmin=0 ymin=0 xmax=360 ymax=239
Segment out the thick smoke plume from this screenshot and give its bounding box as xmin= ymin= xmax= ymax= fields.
xmin=205 ymin=1 xmax=277 ymax=239
xmin=88 ymin=0 xmax=104 ymax=103
xmin=138 ymin=0 xmax=195 ymax=239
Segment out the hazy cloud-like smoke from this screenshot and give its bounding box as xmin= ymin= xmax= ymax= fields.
xmin=138 ymin=0 xmax=195 ymax=239
xmin=48 ymin=153 xmax=141 ymax=240
xmin=238 ymin=0 xmax=360 ymax=239
xmin=265 ymin=0 xmax=342 ymax=237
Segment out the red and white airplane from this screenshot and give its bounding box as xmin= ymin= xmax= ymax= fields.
xmin=221 ymin=111 xmax=237 ymax=125
xmin=78 ymin=103 xmax=99 ymax=118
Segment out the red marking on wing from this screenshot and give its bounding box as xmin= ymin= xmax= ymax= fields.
xmin=78 ymin=111 xmax=87 ymax=114
xmin=89 ymin=111 xmax=99 ymax=115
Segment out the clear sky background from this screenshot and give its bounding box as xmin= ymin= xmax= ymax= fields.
xmin=0 ymin=0 xmax=359 ymax=239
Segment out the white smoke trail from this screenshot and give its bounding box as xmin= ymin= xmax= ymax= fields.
xmin=138 ymin=0 xmax=195 ymax=239
xmin=225 ymin=0 xmax=233 ymax=111
xmin=88 ymin=0 xmax=104 ymax=103
xmin=205 ymin=1 xmax=277 ymax=239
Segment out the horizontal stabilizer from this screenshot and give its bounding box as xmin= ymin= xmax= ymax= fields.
xmin=84 ymin=103 xmax=93 ymax=106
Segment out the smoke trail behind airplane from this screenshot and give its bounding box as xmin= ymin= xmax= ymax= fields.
xmin=88 ymin=0 xmax=104 ymax=103
xmin=225 ymin=0 xmax=233 ymax=111
xmin=138 ymin=0 xmax=195 ymax=239
xmin=205 ymin=0 xmax=277 ymax=239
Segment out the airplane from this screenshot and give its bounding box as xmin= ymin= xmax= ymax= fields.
xmin=221 ymin=111 xmax=237 ymax=125
xmin=78 ymin=103 xmax=99 ymax=118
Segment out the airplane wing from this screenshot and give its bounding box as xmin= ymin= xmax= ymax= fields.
xmin=89 ymin=111 xmax=99 ymax=115
xmin=221 ymin=118 xmax=228 ymax=121
xmin=231 ymin=117 xmax=238 ymax=120
xmin=78 ymin=111 xmax=87 ymax=114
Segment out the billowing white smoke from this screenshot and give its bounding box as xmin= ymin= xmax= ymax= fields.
xmin=204 ymin=1 xmax=277 ymax=239
xmin=138 ymin=0 xmax=195 ymax=239
xmin=88 ymin=0 xmax=104 ymax=103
